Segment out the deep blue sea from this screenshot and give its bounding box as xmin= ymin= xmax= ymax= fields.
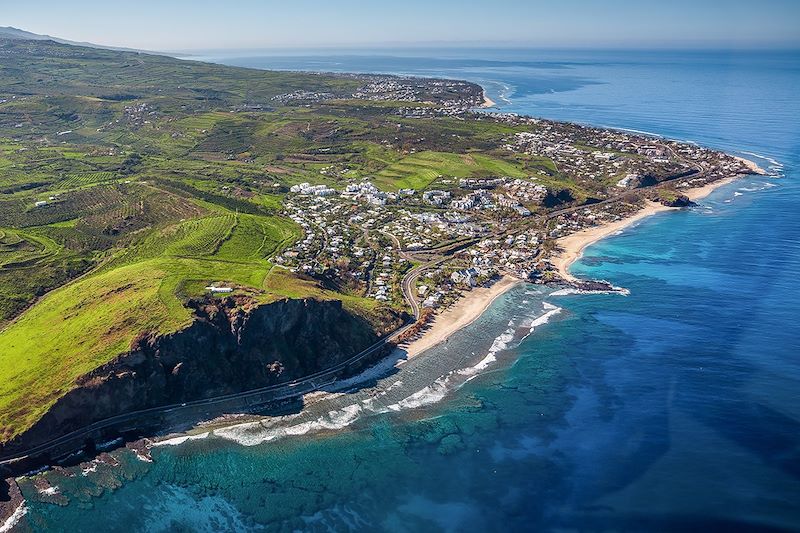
xmin=11 ymin=49 xmax=800 ymax=532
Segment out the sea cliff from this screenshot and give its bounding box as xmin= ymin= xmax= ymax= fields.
xmin=0 ymin=297 xmax=403 ymax=462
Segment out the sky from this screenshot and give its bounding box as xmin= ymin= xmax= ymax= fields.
xmin=3 ymin=0 xmax=799 ymax=51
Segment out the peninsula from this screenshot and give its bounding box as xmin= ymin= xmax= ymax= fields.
xmin=0 ymin=32 xmax=765 ymax=484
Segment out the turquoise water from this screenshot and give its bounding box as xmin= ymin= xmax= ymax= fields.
xmin=13 ymin=50 xmax=800 ymax=531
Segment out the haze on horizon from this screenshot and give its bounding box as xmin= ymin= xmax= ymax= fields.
xmin=3 ymin=0 xmax=800 ymax=52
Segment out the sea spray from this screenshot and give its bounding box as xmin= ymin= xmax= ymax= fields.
xmin=0 ymin=503 xmax=27 ymax=533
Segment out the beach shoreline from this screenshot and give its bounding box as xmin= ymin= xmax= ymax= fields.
xmin=399 ymin=275 xmax=521 ymax=359
xmin=552 ymin=170 xmax=756 ymax=283
xmin=733 ymin=155 xmax=768 ymax=175
xmin=481 ymin=90 xmax=497 ymax=108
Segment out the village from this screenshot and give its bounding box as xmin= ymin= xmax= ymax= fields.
xmin=272 ymin=114 xmax=755 ymax=318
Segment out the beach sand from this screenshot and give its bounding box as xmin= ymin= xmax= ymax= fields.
xmin=399 ymin=275 xmax=521 ymax=358
xmin=734 ymin=155 xmax=768 ymax=175
xmin=481 ymin=92 xmax=497 ymax=108
xmin=553 ymin=170 xmax=756 ymax=283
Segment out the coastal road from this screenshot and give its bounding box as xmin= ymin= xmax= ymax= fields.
xmin=381 ymin=230 xmax=423 ymax=320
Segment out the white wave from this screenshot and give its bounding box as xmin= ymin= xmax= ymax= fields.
xmin=522 ymin=305 xmax=562 ymax=338
xmin=614 ymin=126 xmax=665 ymax=138
xmin=392 ymin=378 xmax=450 ymax=410
xmin=486 ymin=328 xmax=515 ymax=357
xmin=153 ymin=432 xmax=209 ymax=447
xmin=740 ymin=150 xmax=783 ymax=170
xmin=325 ymin=404 xmax=364 ymax=428
xmin=215 ymin=403 xmax=371 ymax=446
xmin=213 ymin=421 xmax=278 ymax=447
xmin=81 ymin=462 xmax=98 ymax=476
xmin=181 ymin=297 xmax=566 ymax=449
xmin=549 ymin=287 xmax=580 ymax=296
xmin=498 ymin=83 xmax=515 ymax=104
xmin=38 ymin=486 xmax=59 ymax=496
xmin=0 ymin=503 xmax=27 ymax=533
xmin=734 ymin=191 xmax=743 ymax=197
xmin=134 ymin=450 xmax=153 ymax=463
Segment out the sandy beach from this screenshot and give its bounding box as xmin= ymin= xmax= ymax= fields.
xmin=553 ymin=170 xmax=757 ymax=282
xmin=399 ymin=275 xmax=521 ymax=358
xmin=481 ymin=92 xmax=497 ymax=108
xmin=733 ymin=155 xmax=768 ymax=175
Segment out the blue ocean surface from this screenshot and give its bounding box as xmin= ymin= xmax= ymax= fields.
xmin=12 ymin=49 xmax=800 ymax=532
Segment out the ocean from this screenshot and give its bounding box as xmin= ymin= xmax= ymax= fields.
xmin=10 ymin=49 xmax=800 ymax=532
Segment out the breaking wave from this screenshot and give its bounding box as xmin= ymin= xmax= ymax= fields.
xmin=153 ymin=432 xmax=209 ymax=447
xmin=0 ymin=503 xmax=28 ymax=533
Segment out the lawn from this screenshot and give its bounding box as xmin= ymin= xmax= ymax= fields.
xmin=373 ymin=151 xmax=528 ymax=191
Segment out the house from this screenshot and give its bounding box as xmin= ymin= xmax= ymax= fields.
xmin=451 ymin=267 xmax=479 ymax=287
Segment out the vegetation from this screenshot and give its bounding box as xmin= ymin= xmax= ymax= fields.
xmin=0 ymin=37 xmax=557 ymax=440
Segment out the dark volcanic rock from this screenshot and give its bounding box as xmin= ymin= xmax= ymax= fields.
xmin=0 ymin=477 xmax=24 ymax=527
xmin=661 ymin=194 xmax=694 ymax=207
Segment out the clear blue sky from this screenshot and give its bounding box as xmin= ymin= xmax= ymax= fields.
xmin=3 ymin=0 xmax=799 ymax=51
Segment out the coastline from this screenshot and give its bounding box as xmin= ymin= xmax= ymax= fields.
xmin=481 ymin=90 xmax=497 ymax=108
xmin=733 ymin=155 xmax=768 ymax=175
xmin=398 ymin=275 xmax=521 ymax=359
xmin=553 ymin=172 xmax=752 ymax=283
xmin=552 ymin=200 xmax=674 ymax=283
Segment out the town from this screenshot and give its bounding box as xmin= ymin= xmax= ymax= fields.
xmin=273 ymin=114 xmax=755 ymax=318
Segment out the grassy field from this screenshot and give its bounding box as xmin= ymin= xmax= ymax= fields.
xmin=373 ymin=151 xmax=528 ymax=191
xmin=0 ymin=36 xmax=593 ymax=441
xmin=1 ymin=206 xmax=315 ymax=440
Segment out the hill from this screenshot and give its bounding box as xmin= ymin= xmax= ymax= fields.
xmin=0 ymin=25 xmax=148 ymax=52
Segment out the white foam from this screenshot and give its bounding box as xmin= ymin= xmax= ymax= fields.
xmin=549 ymin=288 xmax=580 ymax=296
xmin=393 ymin=378 xmax=450 ymax=410
xmin=741 ymin=151 xmax=783 ymax=170
xmin=134 ymin=450 xmax=153 ymax=463
xmin=153 ymin=432 xmax=209 ymax=447
xmin=527 ymin=305 xmax=562 ymax=332
xmin=38 ymin=486 xmax=59 ymax=496
xmin=213 ymin=421 xmax=278 ymax=447
xmin=0 ymin=503 xmax=27 ymax=533
xmin=517 ymin=303 xmax=563 ymax=344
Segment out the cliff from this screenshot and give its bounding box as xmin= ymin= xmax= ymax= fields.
xmin=0 ymin=296 xmax=403 ymax=457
